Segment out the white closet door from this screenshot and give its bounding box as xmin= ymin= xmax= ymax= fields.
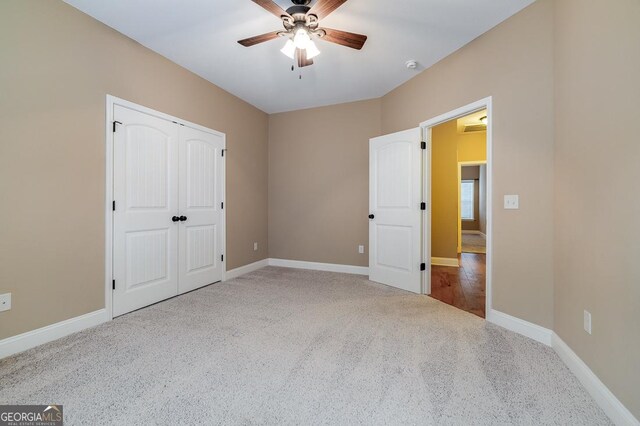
xmin=369 ymin=128 xmax=423 ymax=293
xmin=113 ymin=105 xmax=179 ymax=317
xmin=178 ymin=125 xmax=225 ymax=293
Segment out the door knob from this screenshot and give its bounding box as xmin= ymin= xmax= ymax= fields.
xmin=172 ymin=216 xmax=180 ymax=222
xmin=368 ymin=214 xmax=375 ymax=219
xmin=179 ymin=216 xmax=187 ymax=222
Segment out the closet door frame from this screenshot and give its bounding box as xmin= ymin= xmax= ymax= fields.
xmin=105 ymin=95 xmax=226 ymax=320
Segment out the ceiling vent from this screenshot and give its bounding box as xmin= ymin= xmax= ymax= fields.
xmin=463 ymin=124 xmax=487 ymax=133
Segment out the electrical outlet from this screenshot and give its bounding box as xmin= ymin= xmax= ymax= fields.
xmin=504 ymin=195 xmax=519 ymax=209
xmin=253 ymin=242 xmax=258 ymax=251
xmin=584 ymin=310 xmax=592 ymax=334
xmin=358 ymin=245 xmax=365 ymax=254
xmin=0 ymin=293 xmax=11 ymax=312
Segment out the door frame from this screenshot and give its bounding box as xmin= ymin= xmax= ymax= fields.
xmin=104 ymin=95 xmax=226 ymax=320
xmin=458 ymin=160 xmax=487 ymax=254
xmin=419 ymin=97 xmax=492 ymax=315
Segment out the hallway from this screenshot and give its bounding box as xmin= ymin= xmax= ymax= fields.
xmin=430 ymin=253 xmax=486 ymax=318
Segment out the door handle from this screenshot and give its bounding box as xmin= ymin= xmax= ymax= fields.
xmin=179 ymin=216 xmax=187 ymax=222
xmin=172 ymin=216 xmax=180 ymax=222
xmin=369 ymin=214 xmax=375 ymax=219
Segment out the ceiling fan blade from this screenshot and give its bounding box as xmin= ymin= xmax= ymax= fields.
xmin=238 ymin=31 xmax=281 ymax=47
xmin=320 ymin=28 xmax=367 ymax=50
xmin=308 ymin=0 xmax=348 ymax=20
xmin=250 ymin=0 xmax=292 ymax=20
xmin=296 ymin=48 xmax=314 ymax=67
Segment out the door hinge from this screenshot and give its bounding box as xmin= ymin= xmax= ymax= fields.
xmin=112 ymin=200 xmax=116 ymax=211
xmin=221 ymin=254 xmax=224 ymax=262
xmin=221 ymin=202 xmax=224 ymax=209
xmin=113 ymin=121 xmax=122 ymax=132
xmin=221 ymin=149 xmax=226 ymax=157
xmin=112 ymin=279 xmax=115 ymax=290
xmin=421 ymin=141 xmax=426 ymax=150
xmin=420 ymin=202 xmax=426 ymax=210
xmin=420 ymin=263 xmax=426 ymax=271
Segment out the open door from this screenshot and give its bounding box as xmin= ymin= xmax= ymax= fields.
xmin=369 ymin=128 xmax=423 ymax=293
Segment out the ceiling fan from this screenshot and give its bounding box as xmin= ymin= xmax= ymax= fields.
xmin=238 ymin=0 xmax=368 ymax=68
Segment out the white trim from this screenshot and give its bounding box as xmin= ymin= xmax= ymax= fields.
xmin=422 ymin=127 xmax=432 ymax=294
xmin=105 ymin=97 xmax=114 ymax=321
xmin=420 ymin=97 xmax=493 ymax=314
xmin=105 ymin=95 xmax=226 ymax=318
xmin=486 ymin=309 xmax=553 ymax=346
xmin=487 ymin=309 xmax=638 ymax=424
xmin=431 ymin=257 xmax=460 ymax=267
xmin=268 ymin=258 xmax=368 ymax=275
xmin=0 ymin=309 xmax=108 ymax=359
xmin=107 ymin=96 xmax=225 ymax=138
xmin=552 ymin=334 xmax=639 ymax=426
xmin=225 ymin=259 xmax=269 ymax=280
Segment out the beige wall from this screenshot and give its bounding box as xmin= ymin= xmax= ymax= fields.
xmin=554 ymin=0 xmax=640 ymax=418
xmin=268 ymin=100 xmax=381 ymax=266
xmin=2 ymin=0 xmax=638 ymax=419
xmin=0 ymin=0 xmax=268 ymax=339
xmin=382 ymin=0 xmax=555 ymax=328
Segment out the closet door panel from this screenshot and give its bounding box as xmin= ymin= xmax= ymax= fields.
xmin=112 ymin=105 xmax=179 ymax=317
xmin=178 ymin=126 xmax=225 ymax=293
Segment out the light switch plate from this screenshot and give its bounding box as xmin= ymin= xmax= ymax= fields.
xmin=0 ymin=293 xmax=11 ymax=312
xmin=504 ymin=195 xmax=519 ymax=209
xmin=584 ymin=310 xmax=592 ymax=334
xmin=358 ymin=245 xmax=365 ymax=254
xmin=253 ymin=242 xmax=258 ymax=251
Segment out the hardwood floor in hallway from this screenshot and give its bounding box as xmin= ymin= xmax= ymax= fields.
xmin=430 ymin=253 xmax=486 ymax=318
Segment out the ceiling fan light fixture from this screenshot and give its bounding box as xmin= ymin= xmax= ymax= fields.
xmin=281 ymin=39 xmax=296 ymax=59
xmin=293 ymin=28 xmax=311 ymax=49
xmin=306 ymin=40 xmax=321 ymax=59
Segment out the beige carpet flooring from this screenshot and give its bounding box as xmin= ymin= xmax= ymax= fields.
xmin=462 ymin=232 xmax=486 ymax=254
xmin=0 ymin=267 xmax=609 ymax=425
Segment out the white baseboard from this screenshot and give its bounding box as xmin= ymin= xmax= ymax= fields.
xmin=486 ymin=309 xmax=553 ymax=346
xmin=552 ymin=334 xmax=639 ymax=426
xmin=431 ymin=257 xmax=460 ymax=267
xmin=225 ymin=258 xmax=269 ymax=280
xmin=0 ymin=309 xmax=108 ymax=359
xmin=487 ymin=310 xmax=637 ymax=424
xmin=268 ymin=258 xmax=368 ymax=275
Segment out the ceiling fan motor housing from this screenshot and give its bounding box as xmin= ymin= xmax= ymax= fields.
xmin=291 ymin=0 xmax=312 ymax=5
xmin=286 ymin=5 xmax=311 ymax=18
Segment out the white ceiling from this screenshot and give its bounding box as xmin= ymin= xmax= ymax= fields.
xmin=457 ymin=109 xmax=488 ymax=132
xmin=63 ymin=0 xmax=534 ymax=113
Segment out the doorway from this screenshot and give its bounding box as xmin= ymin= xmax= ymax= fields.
xmin=367 ymin=98 xmax=492 ymax=317
xmin=459 ymin=162 xmax=487 ymax=255
xmin=421 ymin=98 xmax=492 ymax=318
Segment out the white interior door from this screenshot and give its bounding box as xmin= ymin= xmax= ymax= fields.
xmin=113 ymin=105 xmax=179 ymax=317
xmin=369 ymin=128 xmax=423 ymax=293
xmin=178 ymin=125 xmax=225 ymax=293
